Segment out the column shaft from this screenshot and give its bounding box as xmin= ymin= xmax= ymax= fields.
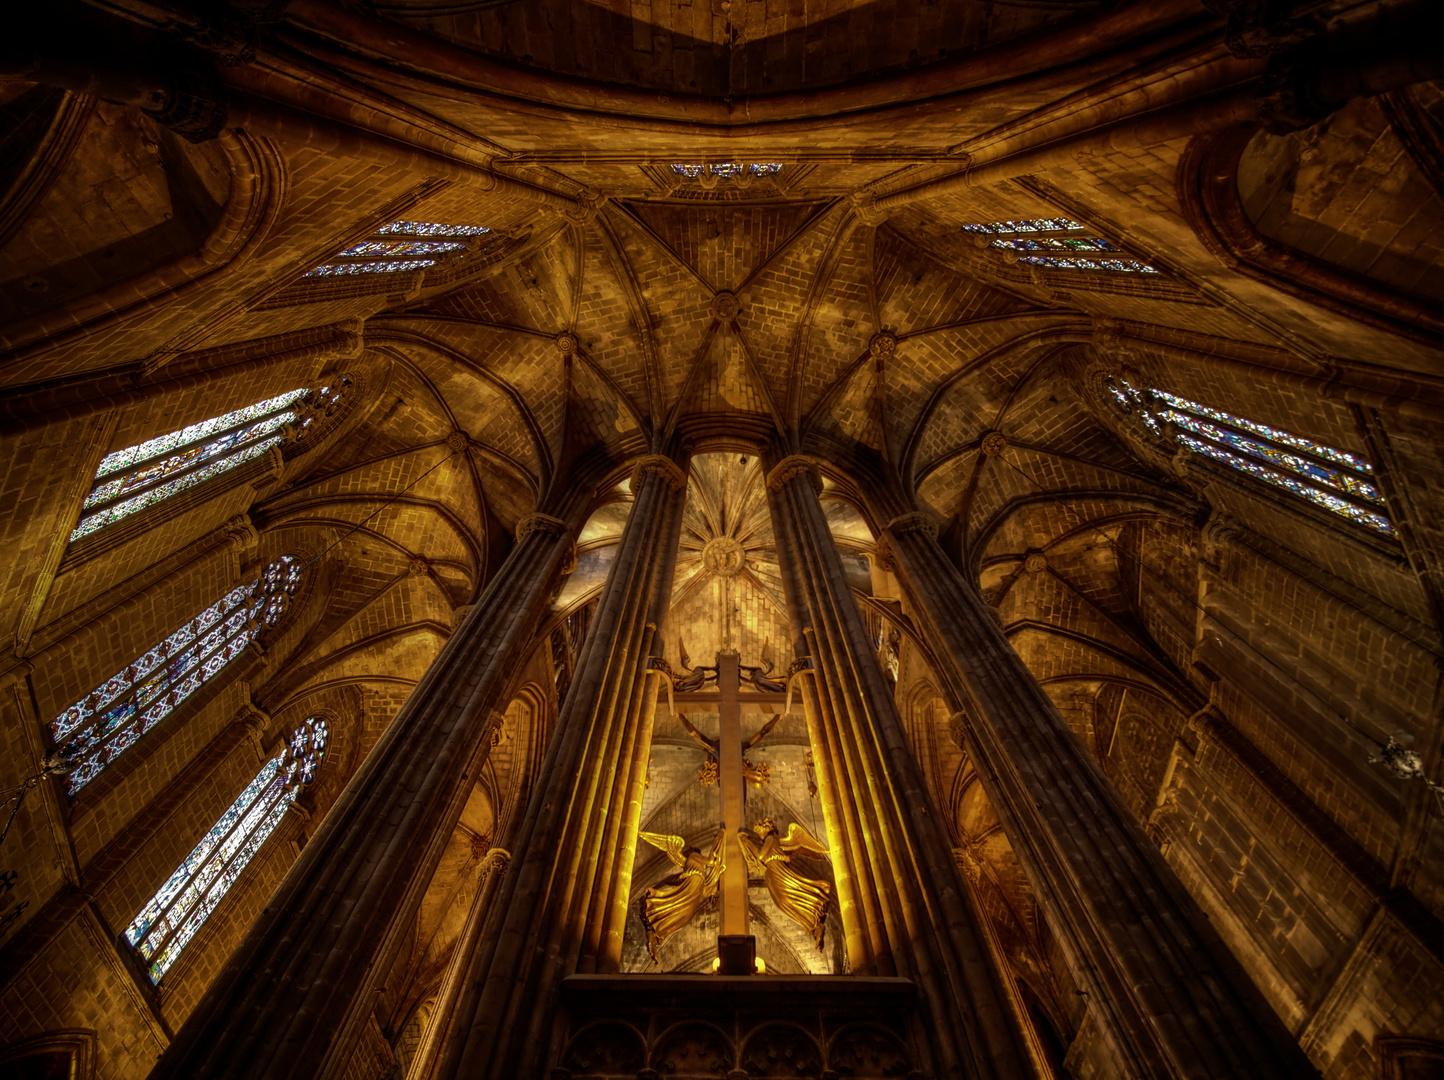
xmin=435 ymin=455 xmax=689 ymax=1080
xmin=765 ymin=457 xmax=1031 ymax=1080
xmin=150 ymin=500 xmax=586 ymax=1080
xmin=880 ymin=512 xmax=1319 ymax=1080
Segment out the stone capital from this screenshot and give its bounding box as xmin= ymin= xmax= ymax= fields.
xmin=516 ymin=513 xmax=569 ymax=541
xmin=630 ymin=454 xmax=689 ymax=492
xmin=885 ymin=511 xmax=938 ymax=538
xmin=765 ymin=455 xmax=823 ymax=492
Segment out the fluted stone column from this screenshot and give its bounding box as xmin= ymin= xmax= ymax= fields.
xmin=765 ymin=455 xmax=1031 ymax=1080
xmin=874 ymin=505 xmax=1319 ymax=1080
xmin=150 ymin=498 xmax=586 ymax=1080
xmin=435 ymin=452 xmax=689 ymax=1080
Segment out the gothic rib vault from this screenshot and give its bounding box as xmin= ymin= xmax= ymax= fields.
xmin=1 ymin=1 xmax=1443 ymax=1078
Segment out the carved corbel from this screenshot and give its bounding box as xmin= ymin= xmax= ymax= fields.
xmin=631 ymin=455 xmax=689 ymax=493
xmin=1198 ymin=510 xmax=1243 ymax=571
xmin=765 ymin=455 xmax=823 ymax=493
xmin=516 ymin=513 xmax=569 ymax=541
xmin=948 ymin=711 xmax=972 ymax=751
xmin=221 ymin=513 xmax=260 ymax=561
xmin=885 ymin=511 xmax=938 ymax=538
xmin=238 ymin=700 xmax=272 ymax=759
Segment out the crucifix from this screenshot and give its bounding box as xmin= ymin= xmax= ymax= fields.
xmin=644 ymin=642 xmax=829 ymax=969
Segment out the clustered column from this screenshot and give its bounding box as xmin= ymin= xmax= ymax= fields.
xmin=430 ymin=452 xmax=689 ymax=1080
xmin=765 ymin=454 xmax=1031 ymax=1080
xmin=876 ymin=506 xmax=1319 ymax=1080
xmin=152 ymin=498 xmax=588 ymax=1080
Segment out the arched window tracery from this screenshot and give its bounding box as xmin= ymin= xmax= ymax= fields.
xmin=72 ymin=382 xmax=347 ymax=543
xmin=124 ymin=715 xmax=328 ymax=982
xmin=52 ymin=556 xmax=304 ymax=793
xmin=1105 ymin=375 xmax=1394 ymax=535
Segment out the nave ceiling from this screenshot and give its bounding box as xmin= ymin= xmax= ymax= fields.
xmin=1 ymin=3 xmax=1443 ymax=1077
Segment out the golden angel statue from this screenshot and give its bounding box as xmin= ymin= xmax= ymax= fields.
xmin=738 ymin=819 xmax=832 ymax=949
xmin=637 ymin=828 xmax=726 ymax=962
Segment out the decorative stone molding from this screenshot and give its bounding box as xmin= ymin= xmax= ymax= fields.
xmin=451 ymin=604 xmax=474 ymax=629
xmin=1023 ymin=550 xmax=1048 ymax=574
xmin=712 ymin=291 xmax=740 ymax=320
xmin=885 ymin=511 xmax=937 ymax=538
xmin=631 ymin=455 xmax=689 ymax=493
xmin=446 ymin=430 xmax=470 ymax=453
xmin=481 ymin=847 xmax=512 ymax=875
xmin=868 ymin=331 xmax=897 ymax=361
xmin=517 ymin=513 xmax=569 ymax=540
xmin=765 ymin=455 xmax=823 ymax=492
xmin=555 ymin=331 xmax=579 ymax=357
xmin=408 ymin=557 xmax=430 ymax=577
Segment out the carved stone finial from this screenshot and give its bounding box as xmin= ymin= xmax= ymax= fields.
xmin=980 ymin=431 xmax=1007 ymax=458
xmin=555 ymin=331 xmax=579 ymax=357
xmin=712 ymin=291 xmax=740 ymax=321
xmin=765 ymin=455 xmax=823 ymax=492
xmin=517 ymin=513 xmax=568 ymax=540
xmin=631 ymin=454 xmax=689 ymax=492
xmin=868 ymin=331 xmax=897 ymax=361
xmin=446 ymin=430 xmax=470 ymax=453
xmin=1023 ymin=550 xmax=1048 ymax=574
xmin=886 ymin=511 xmax=937 ymax=538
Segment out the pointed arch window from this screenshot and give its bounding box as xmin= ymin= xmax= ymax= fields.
xmin=124 ymin=715 xmax=328 ymax=982
xmin=304 ymin=219 xmax=491 ymax=277
xmin=670 ymin=163 xmax=784 ymax=180
xmin=71 ymin=386 xmax=347 ymax=543
xmin=1106 ymin=376 xmax=1394 ymax=535
xmin=51 ymin=556 xmax=304 ymax=793
xmin=962 ymin=218 xmax=1159 ymax=273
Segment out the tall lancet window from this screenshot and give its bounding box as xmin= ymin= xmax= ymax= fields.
xmin=51 ymin=556 xmax=304 ymax=793
xmin=125 ymin=716 xmax=328 ymax=982
xmin=71 ymin=387 xmax=344 ymax=542
xmin=1107 ymin=376 xmax=1394 ymax=536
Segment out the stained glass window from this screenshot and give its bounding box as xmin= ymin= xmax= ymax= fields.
xmin=961 ymin=218 xmax=1083 ymax=234
xmin=306 ymin=219 xmax=490 ymax=277
xmin=72 ymin=388 xmax=332 ymax=542
xmin=961 ymin=218 xmax=1159 ymax=273
xmin=124 ymin=716 xmax=328 ymax=982
xmin=1106 ymin=376 xmax=1394 ymax=535
xmin=670 ymin=163 xmax=784 ymax=179
xmin=51 ymin=556 xmax=304 ymax=793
